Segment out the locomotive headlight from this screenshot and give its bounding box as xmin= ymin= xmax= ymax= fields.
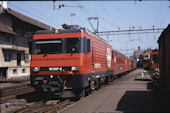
xmin=71 ymin=66 xmax=79 ymax=71
xmin=32 ymin=67 xmax=40 ymax=72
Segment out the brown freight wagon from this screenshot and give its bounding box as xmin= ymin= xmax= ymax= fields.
xmin=149 ymin=49 xmax=159 ymax=81
xmin=157 ymin=24 xmax=170 ymax=92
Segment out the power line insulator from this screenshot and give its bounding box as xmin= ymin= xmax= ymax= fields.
xmin=59 ymin=5 xmax=62 ymax=9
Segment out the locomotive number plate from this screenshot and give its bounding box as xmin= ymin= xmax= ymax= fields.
xmin=49 ymin=67 xmax=63 ymax=71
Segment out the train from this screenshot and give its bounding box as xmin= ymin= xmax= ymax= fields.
xmin=149 ymin=49 xmax=159 ymax=82
xmin=157 ymin=24 xmax=170 ymax=92
xmin=30 ymin=24 xmax=137 ymax=98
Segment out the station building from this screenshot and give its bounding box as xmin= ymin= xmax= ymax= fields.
xmin=133 ymin=46 xmax=144 ymax=62
xmin=0 ymin=2 xmax=55 ymax=79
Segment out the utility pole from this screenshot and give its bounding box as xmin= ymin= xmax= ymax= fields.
xmin=53 ymin=0 xmax=56 ymax=10
xmin=70 ymin=13 xmax=76 ymax=25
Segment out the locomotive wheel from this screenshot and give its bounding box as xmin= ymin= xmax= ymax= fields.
xmin=90 ymin=79 xmax=100 ymax=90
xmin=109 ymin=74 xmax=114 ymax=82
xmin=105 ymin=76 xmax=109 ymax=85
xmin=90 ymin=81 xmax=95 ymax=90
xmin=95 ymin=79 xmax=100 ymax=89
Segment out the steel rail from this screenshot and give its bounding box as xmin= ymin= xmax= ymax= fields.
xmin=0 ymin=87 xmax=34 ymax=104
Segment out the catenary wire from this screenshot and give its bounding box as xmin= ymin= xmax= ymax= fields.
xmin=8 ymin=2 xmax=60 ymax=28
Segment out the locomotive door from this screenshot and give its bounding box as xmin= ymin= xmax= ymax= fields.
xmin=92 ymin=41 xmax=95 ymax=73
xmin=84 ymin=38 xmax=93 ymax=73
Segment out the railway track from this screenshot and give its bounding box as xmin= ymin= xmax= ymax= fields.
xmin=0 ymin=86 xmax=34 ymax=104
xmin=11 ymin=85 xmax=103 ymax=113
xmin=12 ymin=99 xmax=75 ymax=113
xmin=1 ymin=70 xmax=137 ymax=113
xmin=1 ymin=84 xmax=99 ymax=113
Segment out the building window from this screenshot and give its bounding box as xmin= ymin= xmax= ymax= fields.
xmin=125 ymin=59 xmax=127 ymax=63
xmin=3 ymin=34 xmax=10 ymax=42
xmin=13 ymin=69 xmax=17 ymax=74
xmin=24 ymin=38 xmax=28 ymax=46
xmin=25 ymin=54 xmax=29 ymax=63
xmin=4 ymin=53 xmax=11 ymax=62
xmin=22 ymin=69 xmax=26 ymax=73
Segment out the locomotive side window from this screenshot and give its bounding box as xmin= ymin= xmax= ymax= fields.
xmin=112 ymin=50 xmax=114 ymax=58
xmin=85 ymin=38 xmax=90 ymax=53
xmin=87 ymin=39 xmax=90 ymax=53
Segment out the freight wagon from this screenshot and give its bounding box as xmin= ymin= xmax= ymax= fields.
xmin=149 ymin=49 xmax=159 ymax=82
xmin=158 ymin=24 xmax=170 ymax=92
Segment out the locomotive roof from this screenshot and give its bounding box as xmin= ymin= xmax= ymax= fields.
xmin=113 ymin=49 xmax=125 ymax=56
xmin=34 ymin=27 xmax=134 ymax=60
xmin=34 ymin=28 xmax=131 ymax=58
xmin=113 ymin=49 xmax=135 ymax=61
xmin=34 ymin=28 xmax=109 ymax=45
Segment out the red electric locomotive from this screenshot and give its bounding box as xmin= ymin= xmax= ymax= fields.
xmin=30 ymin=25 xmax=136 ymax=98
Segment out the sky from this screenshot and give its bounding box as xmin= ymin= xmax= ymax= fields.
xmin=7 ymin=1 xmax=170 ymax=57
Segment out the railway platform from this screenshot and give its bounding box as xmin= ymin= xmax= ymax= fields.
xmin=60 ymin=69 xmax=170 ymax=113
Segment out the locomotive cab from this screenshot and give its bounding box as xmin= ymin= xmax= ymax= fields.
xmin=30 ymin=25 xmax=117 ymax=98
xmin=31 ymin=29 xmax=91 ymax=97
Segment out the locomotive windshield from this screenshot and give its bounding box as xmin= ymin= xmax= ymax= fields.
xmin=66 ymin=38 xmax=79 ymax=53
xmin=33 ymin=38 xmax=80 ymax=54
xmin=34 ymin=39 xmax=62 ymax=54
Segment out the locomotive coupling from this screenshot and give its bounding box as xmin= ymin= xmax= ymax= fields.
xmin=33 ymin=77 xmax=44 ymax=88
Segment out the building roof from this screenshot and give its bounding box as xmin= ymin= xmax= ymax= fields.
xmin=0 ymin=21 xmax=16 ymax=35
xmin=133 ymin=50 xmax=144 ymax=58
xmin=5 ymin=8 xmax=56 ymax=30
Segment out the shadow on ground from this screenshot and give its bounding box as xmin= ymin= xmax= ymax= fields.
xmin=134 ymin=78 xmax=151 ymax=81
xmin=116 ymin=91 xmax=168 ymax=112
xmin=16 ymin=92 xmax=61 ymax=103
xmin=117 ymin=76 xmax=170 ymax=112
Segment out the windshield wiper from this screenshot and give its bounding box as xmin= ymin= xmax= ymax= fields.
xmin=70 ymin=48 xmax=76 ymax=56
xmin=43 ymin=53 xmax=47 ymax=57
